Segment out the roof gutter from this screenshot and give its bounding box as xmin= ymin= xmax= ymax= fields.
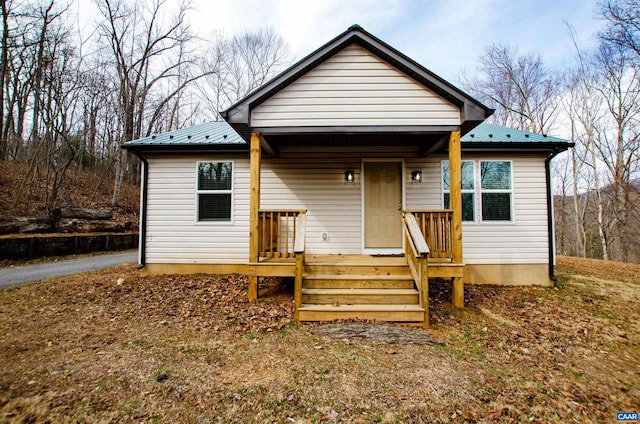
xmin=132 ymin=150 xmax=148 ymax=269
xmin=545 ymin=147 xmax=562 ymax=285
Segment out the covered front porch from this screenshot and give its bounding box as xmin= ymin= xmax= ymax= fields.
xmin=247 ymin=131 xmax=465 ymax=328
xmin=217 ymin=26 xmax=495 ymax=327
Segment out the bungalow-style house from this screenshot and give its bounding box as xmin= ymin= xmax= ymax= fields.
xmin=123 ymin=25 xmax=572 ymax=326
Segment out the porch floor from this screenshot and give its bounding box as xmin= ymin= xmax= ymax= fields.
xmin=260 ymin=253 xmax=454 ymax=264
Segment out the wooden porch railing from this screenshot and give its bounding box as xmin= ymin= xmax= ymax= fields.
xmin=403 ymin=212 xmax=430 ymax=328
xmin=258 ymin=210 xmax=306 ymax=260
xmin=405 ymin=209 xmax=453 ymax=260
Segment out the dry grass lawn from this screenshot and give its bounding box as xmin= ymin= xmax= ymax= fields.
xmin=0 ymin=256 xmax=638 ymax=423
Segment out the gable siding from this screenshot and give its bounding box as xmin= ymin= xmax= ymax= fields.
xmin=145 ymin=155 xmax=249 ymax=264
xmin=251 ymin=44 xmax=460 ymax=127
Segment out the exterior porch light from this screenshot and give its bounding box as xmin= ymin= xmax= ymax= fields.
xmin=411 ymin=170 xmax=422 ymax=183
xmin=344 ymin=170 xmax=355 ymax=183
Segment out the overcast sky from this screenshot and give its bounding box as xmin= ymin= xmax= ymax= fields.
xmin=188 ymin=0 xmax=605 ymax=81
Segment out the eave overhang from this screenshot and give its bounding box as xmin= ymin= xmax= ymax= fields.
xmin=461 ymin=141 xmax=575 ymax=153
xmin=122 ymin=144 xmax=248 ymax=155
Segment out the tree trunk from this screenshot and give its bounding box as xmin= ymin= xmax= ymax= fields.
xmin=0 ymin=0 xmax=8 ymax=160
xmin=59 ymin=207 xmax=112 ymax=220
xmin=56 ymin=218 xmax=128 ymax=233
xmin=571 ymin=147 xmax=585 ymax=257
xmin=590 ymin=144 xmax=608 ymax=260
xmin=0 ymin=216 xmax=54 ymax=234
xmin=112 ymin=148 xmax=125 ymax=207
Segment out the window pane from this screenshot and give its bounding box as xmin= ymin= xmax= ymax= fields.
xmin=443 ymin=161 xmax=474 ymax=190
xmin=481 ymin=161 xmax=511 ymax=190
xmin=482 ymin=193 xmax=511 ymax=221
xmin=444 ymin=193 xmax=474 ymax=221
xmin=442 ymin=161 xmax=450 ymax=190
xmin=198 ymin=162 xmax=232 ymax=190
xmin=199 ymin=194 xmax=231 ymax=221
xmin=461 ymin=162 xmax=474 ymax=190
xmin=462 ymin=193 xmax=474 ymax=221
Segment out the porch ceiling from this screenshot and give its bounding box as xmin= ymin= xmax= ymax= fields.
xmin=263 ymin=132 xmax=450 ymax=157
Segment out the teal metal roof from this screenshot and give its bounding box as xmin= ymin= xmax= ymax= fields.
xmin=122 ymin=120 xmax=570 ymax=152
xmin=462 ymin=123 xmax=569 ymax=144
xmin=122 ymin=120 xmax=245 ymax=150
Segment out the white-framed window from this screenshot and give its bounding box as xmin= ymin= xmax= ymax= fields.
xmin=442 ymin=160 xmax=513 ymax=222
xmin=480 ymin=161 xmax=512 ymax=221
xmin=196 ymin=161 xmax=233 ymax=222
xmin=442 ymin=160 xmax=475 ymax=222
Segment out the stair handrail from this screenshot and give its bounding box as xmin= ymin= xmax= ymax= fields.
xmin=403 ymin=212 xmax=430 ymax=328
xmin=404 ymin=213 xmax=430 ymax=257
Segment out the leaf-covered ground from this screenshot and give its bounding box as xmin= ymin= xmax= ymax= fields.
xmin=0 ymin=256 xmax=638 ymax=423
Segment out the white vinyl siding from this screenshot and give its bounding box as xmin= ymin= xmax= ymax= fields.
xmin=251 ymin=44 xmax=460 ymax=127
xmin=261 ymin=155 xmax=363 ymax=255
xmin=457 ymin=155 xmax=548 ymax=264
xmin=145 ymin=155 xmax=249 ymax=264
xmin=144 ymin=151 xmax=548 ymax=265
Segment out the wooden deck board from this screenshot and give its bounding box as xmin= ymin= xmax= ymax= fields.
xmin=298 ymin=304 xmax=425 ymax=322
xmin=305 ymin=254 xmax=407 ymax=265
xmin=302 ymin=288 xmax=419 ymax=305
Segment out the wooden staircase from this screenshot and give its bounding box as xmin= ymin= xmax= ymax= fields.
xmin=297 ymin=256 xmax=425 ymax=323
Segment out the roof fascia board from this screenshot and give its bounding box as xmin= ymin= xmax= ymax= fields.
xmin=123 ymin=145 xmax=248 ymax=154
xmin=461 ymin=142 xmax=574 ymax=153
xmin=253 ymin=125 xmax=460 ymax=135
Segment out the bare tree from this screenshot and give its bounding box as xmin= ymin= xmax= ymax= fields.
xmin=94 ymin=0 xmax=201 ymax=206
xmin=599 ymin=0 xmax=640 ymax=62
xmin=461 ymin=44 xmax=563 ymax=133
xmin=0 ymin=0 xmax=10 ymax=160
xmin=590 ymin=42 xmax=640 ymax=261
xmin=197 ymin=28 xmax=291 ymax=119
xmin=559 ymin=16 xmax=640 ymax=262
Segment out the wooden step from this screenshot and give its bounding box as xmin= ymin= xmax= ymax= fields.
xmin=303 ymin=274 xmax=415 ymax=289
xmin=298 ymin=304 xmax=425 ymax=322
xmin=301 ymin=288 xmax=419 ymax=305
xmin=304 ymin=264 xmax=412 ymax=277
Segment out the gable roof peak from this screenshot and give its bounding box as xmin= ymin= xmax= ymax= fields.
xmin=221 ymin=25 xmax=493 ymax=140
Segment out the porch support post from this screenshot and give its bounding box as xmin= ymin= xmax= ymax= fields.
xmin=419 ymin=257 xmax=429 ymax=328
xmin=294 ymin=252 xmax=303 ymax=323
xmin=449 ymin=130 xmax=464 ymax=308
xmin=248 ymin=132 xmax=261 ymax=301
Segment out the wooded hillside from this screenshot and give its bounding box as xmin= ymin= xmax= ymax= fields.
xmin=0 ymin=160 xmax=138 ymax=230
xmin=555 ymin=181 xmax=640 ymax=263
